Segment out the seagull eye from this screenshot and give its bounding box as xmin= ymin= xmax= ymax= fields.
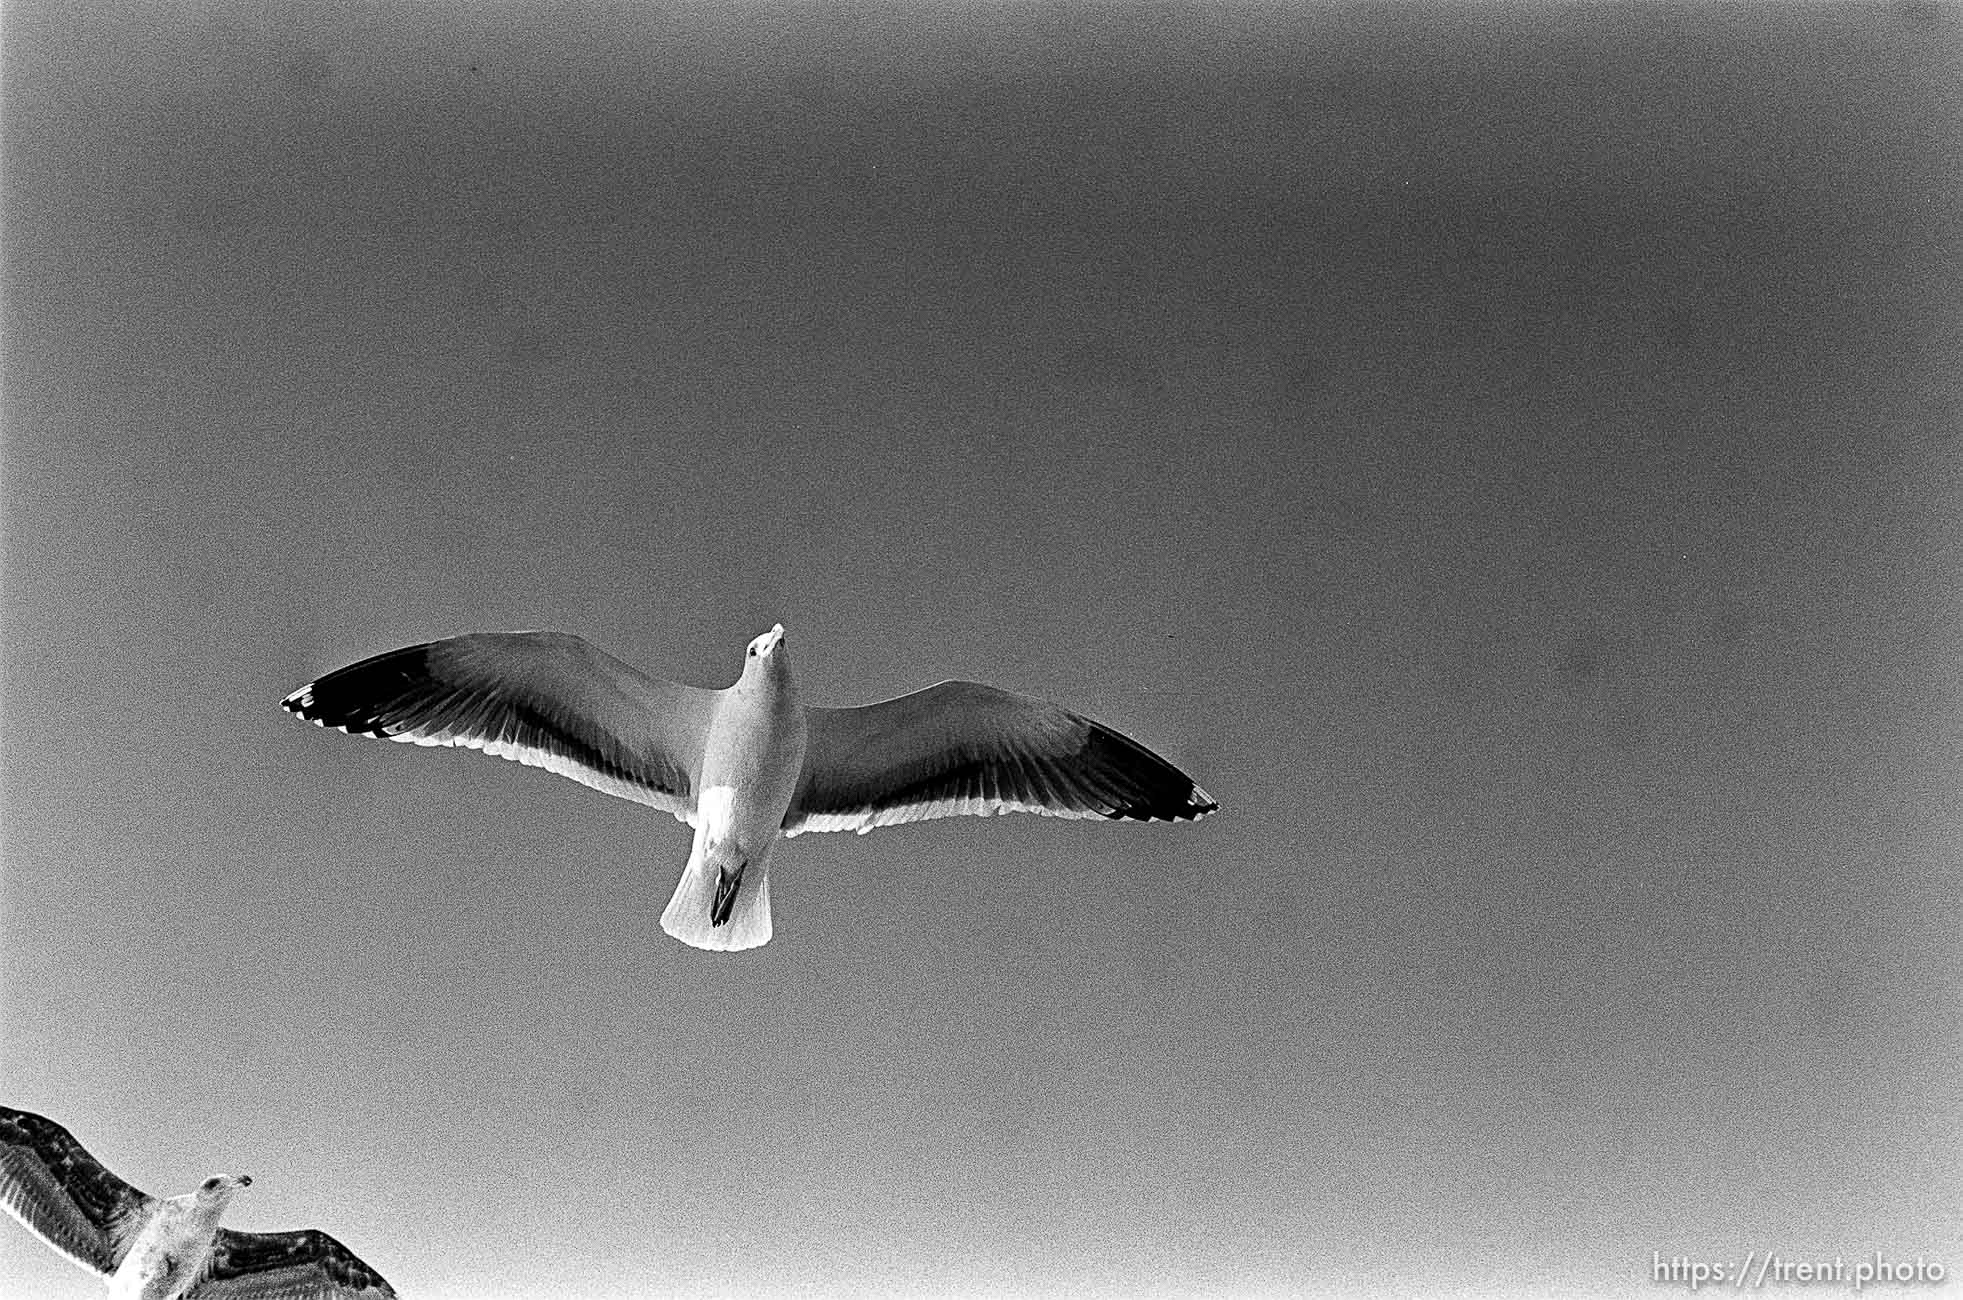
xmin=201 ymin=1177 xmax=222 ymax=1192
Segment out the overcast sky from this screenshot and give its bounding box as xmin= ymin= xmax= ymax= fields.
xmin=3 ymin=4 xmax=1959 ymax=1298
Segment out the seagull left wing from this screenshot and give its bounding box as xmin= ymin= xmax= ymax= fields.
xmin=282 ymin=632 xmax=719 ymax=826
xmin=0 ymin=1105 xmax=151 ymax=1278
xmin=193 ymin=1227 xmax=397 ymax=1299
xmin=785 ymin=680 xmax=1217 ymax=835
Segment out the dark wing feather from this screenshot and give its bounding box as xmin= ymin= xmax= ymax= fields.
xmin=281 ymin=631 xmax=718 ymax=824
xmin=785 ymin=680 xmax=1217 ymax=835
xmin=194 ymin=1227 xmax=397 ymax=1299
xmin=0 ymin=1105 xmax=150 ymax=1277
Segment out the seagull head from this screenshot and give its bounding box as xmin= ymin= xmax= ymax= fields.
xmin=745 ymin=624 xmax=786 ymax=661
xmin=196 ymin=1174 xmax=252 ymax=1206
xmin=739 ymin=624 xmax=793 ymax=691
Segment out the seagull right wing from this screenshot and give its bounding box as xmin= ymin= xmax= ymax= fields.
xmin=0 ymin=1105 xmax=151 ymax=1278
xmin=281 ymin=632 xmax=720 ymax=826
xmin=784 ymin=680 xmax=1217 ymax=835
xmin=193 ymin=1227 xmax=398 ymax=1299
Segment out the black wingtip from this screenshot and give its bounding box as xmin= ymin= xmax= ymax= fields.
xmin=277 ymin=644 xmax=440 ymax=737
xmin=1078 ymin=725 xmax=1219 ymax=823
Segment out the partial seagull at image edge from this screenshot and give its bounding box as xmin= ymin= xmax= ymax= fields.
xmin=281 ymin=625 xmax=1218 ymax=952
xmin=0 ymin=1105 xmax=396 ymax=1300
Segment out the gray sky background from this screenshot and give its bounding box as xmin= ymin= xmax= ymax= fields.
xmin=3 ymin=4 xmax=1959 ymax=1298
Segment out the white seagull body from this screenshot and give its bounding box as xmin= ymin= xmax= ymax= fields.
xmin=282 ymin=625 xmax=1217 ymax=951
xmin=0 ymin=1106 xmax=396 ymax=1300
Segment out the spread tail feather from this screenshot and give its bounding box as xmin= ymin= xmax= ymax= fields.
xmin=661 ymin=838 xmax=773 ymax=951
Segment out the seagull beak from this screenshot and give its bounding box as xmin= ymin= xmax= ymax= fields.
xmin=237 ymin=1174 xmax=253 ymax=1188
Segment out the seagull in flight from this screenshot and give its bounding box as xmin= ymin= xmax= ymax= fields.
xmin=0 ymin=1105 xmax=396 ymax=1300
xmin=282 ymin=625 xmax=1217 ymax=951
